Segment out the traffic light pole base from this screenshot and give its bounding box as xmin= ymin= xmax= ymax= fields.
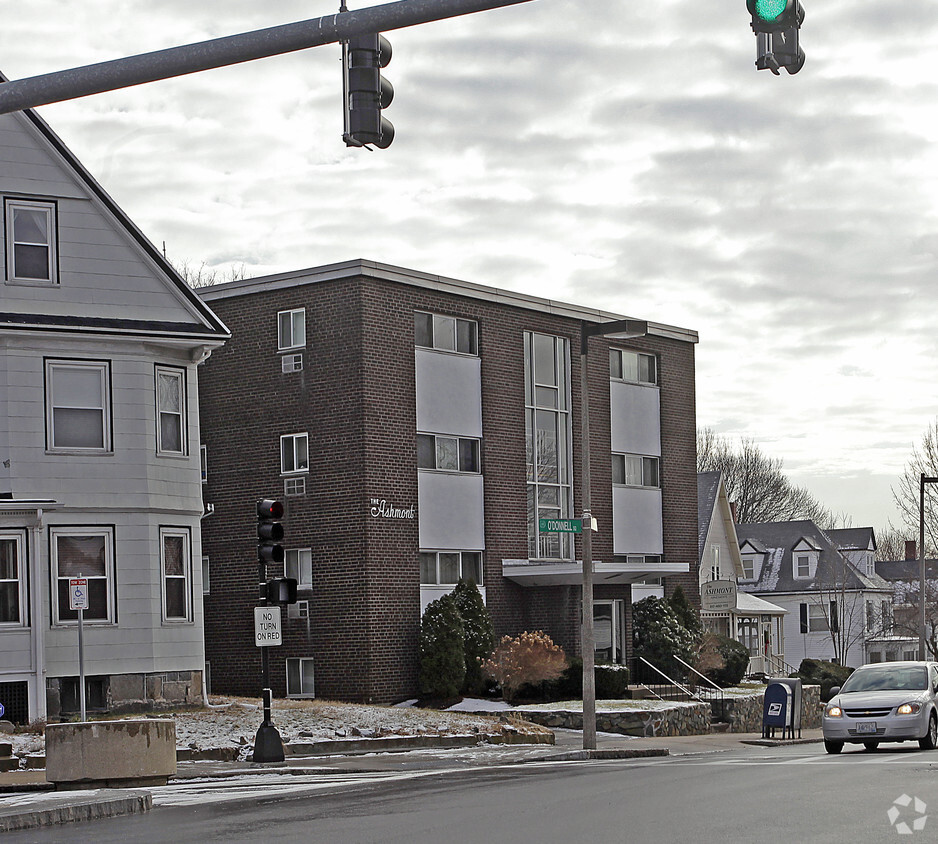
xmin=251 ymin=687 xmax=285 ymax=763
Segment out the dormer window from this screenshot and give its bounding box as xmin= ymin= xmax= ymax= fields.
xmin=741 ymin=556 xmax=755 ymax=580
xmin=796 ymin=555 xmax=811 ymax=578
xmin=791 ymin=540 xmax=819 ymax=580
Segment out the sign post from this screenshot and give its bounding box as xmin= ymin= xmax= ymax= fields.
xmin=69 ymin=576 xmax=89 ymax=721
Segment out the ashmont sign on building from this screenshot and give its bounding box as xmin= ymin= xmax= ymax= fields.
xmin=701 ymin=579 xmax=738 ymax=612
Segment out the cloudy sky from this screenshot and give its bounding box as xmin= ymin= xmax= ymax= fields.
xmin=3 ymin=0 xmax=938 ymax=534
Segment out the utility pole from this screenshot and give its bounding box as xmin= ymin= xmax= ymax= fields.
xmin=0 ymin=0 xmax=536 ymax=116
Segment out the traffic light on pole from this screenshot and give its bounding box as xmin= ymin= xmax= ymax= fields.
xmin=747 ymin=0 xmax=805 ymax=75
xmin=256 ymin=498 xmax=284 ymax=565
xmin=344 ymin=33 xmax=394 ymax=149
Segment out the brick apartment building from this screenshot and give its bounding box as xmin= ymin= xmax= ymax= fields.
xmin=197 ymin=260 xmax=699 ymax=704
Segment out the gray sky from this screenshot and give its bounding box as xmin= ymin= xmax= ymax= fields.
xmin=4 ymin=0 xmax=938 ymax=534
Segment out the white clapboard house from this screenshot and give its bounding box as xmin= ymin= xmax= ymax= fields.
xmin=0 ymin=84 xmax=228 ymax=722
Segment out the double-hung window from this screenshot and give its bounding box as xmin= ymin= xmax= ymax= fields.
xmin=156 ymin=365 xmax=187 ymax=455
xmin=416 ymin=434 xmax=480 ymax=473
xmin=414 ymin=312 xmax=478 ymax=355
xmin=285 ymin=548 xmax=312 ymax=588
xmin=45 ymin=359 xmax=111 ymax=452
xmin=278 ymin=309 xmax=306 ymax=351
xmin=51 ymin=527 xmax=114 ymax=624
xmin=609 ymin=349 xmax=657 ymax=385
xmin=5 ymin=198 xmax=57 ymax=283
xmin=281 ymin=433 xmax=309 ymax=474
xmin=0 ymin=532 xmax=27 ymax=627
xmin=612 ymin=453 xmax=660 ymax=488
xmin=161 ymin=527 xmax=192 ymax=622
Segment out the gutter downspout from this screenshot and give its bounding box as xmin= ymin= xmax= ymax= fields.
xmin=31 ymin=508 xmax=46 ymax=721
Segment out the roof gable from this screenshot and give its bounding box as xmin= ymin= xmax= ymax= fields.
xmin=0 ymin=90 xmax=228 ymax=344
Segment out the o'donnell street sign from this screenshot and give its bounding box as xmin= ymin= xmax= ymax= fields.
xmin=539 ymin=518 xmax=582 ymax=533
xmin=254 ymin=606 xmax=282 ymax=647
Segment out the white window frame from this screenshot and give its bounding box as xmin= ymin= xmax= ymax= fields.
xmin=156 ymin=365 xmax=187 ymax=456
xmin=609 ymin=348 xmax=657 ymax=386
xmin=612 ymin=453 xmax=660 ymax=488
xmin=4 ymin=197 xmax=57 ymax=284
xmin=160 ymin=527 xmax=193 ymax=623
xmin=419 ymin=550 xmax=484 ymax=586
xmin=50 ymin=526 xmax=115 ymax=625
xmin=285 ymin=548 xmax=313 ymax=588
xmin=202 ymin=555 xmax=210 ymax=595
xmin=280 ymin=433 xmax=309 ymax=475
xmin=808 ymin=602 xmax=829 ymax=633
xmin=742 ymin=556 xmax=754 ymax=580
xmin=710 ymin=545 xmax=721 ymax=582
xmin=278 ymin=308 xmax=306 ymax=351
xmin=796 ymin=554 xmax=811 ymax=579
xmin=286 ymin=657 xmax=316 ymax=697
xmin=0 ymin=531 xmax=28 ymax=628
xmin=200 ymin=444 xmax=208 ymax=482
xmin=45 ymin=359 xmax=111 ymax=453
xmin=416 ymin=434 xmax=481 ymax=473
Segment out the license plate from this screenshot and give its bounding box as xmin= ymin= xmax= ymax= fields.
xmin=857 ymin=721 xmax=877 ymax=734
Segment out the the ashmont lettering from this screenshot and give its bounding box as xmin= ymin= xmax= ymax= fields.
xmin=370 ymin=498 xmax=416 ymax=520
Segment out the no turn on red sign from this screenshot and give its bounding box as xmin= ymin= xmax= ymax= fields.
xmin=254 ymin=606 xmax=282 ymax=647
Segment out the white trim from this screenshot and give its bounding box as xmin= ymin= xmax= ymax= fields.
xmin=4 ymin=197 xmax=57 ymax=284
xmin=155 ymin=365 xmax=187 ymax=456
xmin=0 ymin=531 xmax=28 ymax=629
xmin=45 ymin=358 xmax=111 ymax=453
xmin=49 ymin=526 xmax=115 ymax=625
xmin=160 ymin=526 xmax=193 ymax=623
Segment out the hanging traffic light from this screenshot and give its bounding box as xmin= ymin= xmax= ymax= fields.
xmin=747 ymin=0 xmax=805 ymax=75
xmin=344 ymin=33 xmax=394 ymax=149
xmin=256 ymin=498 xmax=285 ymax=565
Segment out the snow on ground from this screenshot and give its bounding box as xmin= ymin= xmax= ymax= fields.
xmin=2 ymin=696 xmax=539 ymax=762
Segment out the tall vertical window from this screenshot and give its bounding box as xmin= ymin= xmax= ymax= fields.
xmin=609 ymin=348 xmax=657 ymax=385
xmin=156 ymin=365 xmax=187 ymax=455
xmin=0 ymin=533 xmax=26 ymax=627
xmin=285 ymin=548 xmax=313 ymax=588
xmin=161 ymin=528 xmax=192 ymax=622
xmin=51 ymin=527 xmax=114 ymax=624
xmin=278 ymin=308 xmax=306 ymax=350
xmin=710 ymin=546 xmax=721 ymax=581
xmin=525 ymin=332 xmax=572 ymax=560
xmin=45 ymin=359 xmax=111 ymax=451
xmin=4 ymin=198 xmax=57 ymax=283
xmin=281 ymin=433 xmax=309 ymax=474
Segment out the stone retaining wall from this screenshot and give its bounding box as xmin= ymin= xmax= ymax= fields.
xmin=716 ymin=684 xmax=822 ymax=732
xmin=514 ymin=702 xmax=712 ymax=737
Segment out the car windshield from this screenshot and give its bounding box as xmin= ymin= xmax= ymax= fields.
xmin=840 ymin=666 xmax=928 ymax=693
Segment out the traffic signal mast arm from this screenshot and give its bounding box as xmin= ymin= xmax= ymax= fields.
xmin=0 ymin=0 xmax=537 ymax=116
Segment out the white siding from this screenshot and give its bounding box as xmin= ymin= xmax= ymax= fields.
xmin=612 ymin=486 xmax=663 ymax=555
xmin=610 ymin=380 xmax=660 ymax=456
xmin=414 ymin=349 xmax=482 ymax=437
xmin=418 ymin=472 xmax=485 ymax=550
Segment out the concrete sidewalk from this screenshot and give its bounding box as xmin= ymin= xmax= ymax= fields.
xmin=0 ymin=727 xmax=824 ymax=833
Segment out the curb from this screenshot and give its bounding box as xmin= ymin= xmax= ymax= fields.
xmin=739 ymin=737 xmax=824 ymax=747
xmin=528 ymin=747 xmax=669 ymax=762
xmin=0 ymin=789 xmax=151 ymax=833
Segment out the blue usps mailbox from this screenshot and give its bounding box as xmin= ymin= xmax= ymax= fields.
xmin=763 ymin=681 xmax=793 ymax=739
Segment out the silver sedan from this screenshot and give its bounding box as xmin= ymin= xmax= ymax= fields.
xmin=822 ymin=661 xmax=938 ymax=754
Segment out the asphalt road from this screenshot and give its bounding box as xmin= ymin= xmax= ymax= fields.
xmin=6 ymin=743 xmax=938 ymax=843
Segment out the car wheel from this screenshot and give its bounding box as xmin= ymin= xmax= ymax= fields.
xmin=919 ymin=714 xmax=938 ymax=750
xmin=863 ymin=741 xmax=879 ymax=751
xmin=824 ymin=739 xmax=844 ymax=754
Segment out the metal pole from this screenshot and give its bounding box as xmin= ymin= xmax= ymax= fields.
xmin=580 ymin=324 xmax=596 ymax=751
xmin=921 ymin=473 xmax=926 ymax=661
xmin=77 ymin=607 xmax=86 ymax=722
xmin=0 ymin=0 xmax=536 ymax=115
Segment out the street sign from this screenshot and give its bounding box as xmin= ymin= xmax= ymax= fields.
xmin=69 ymin=578 xmax=89 ymax=611
xmin=538 ymin=518 xmax=582 ymax=533
xmin=254 ymin=606 xmax=282 ymax=647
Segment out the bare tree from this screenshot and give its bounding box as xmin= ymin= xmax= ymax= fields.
xmin=889 ymin=577 xmax=938 ymax=660
xmin=892 ymin=419 xmax=938 ymax=558
xmin=697 ymin=428 xmax=830 ymax=525
xmin=170 ymin=258 xmax=248 ymax=289
xmin=875 ymin=522 xmax=909 ymax=562
xmin=811 ymin=554 xmax=874 ymax=666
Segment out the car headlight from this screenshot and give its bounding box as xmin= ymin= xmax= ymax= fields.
xmin=898 ymin=703 xmax=922 ymax=715
xmin=826 ymin=705 xmax=843 ymax=718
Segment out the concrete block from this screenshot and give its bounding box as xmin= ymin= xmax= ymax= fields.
xmin=109 ymin=674 xmax=145 ymax=705
xmin=0 ymin=742 xmax=12 ymax=756
xmin=45 ymin=720 xmax=176 ymax=788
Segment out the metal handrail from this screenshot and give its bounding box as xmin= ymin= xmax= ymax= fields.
xmin=674 ymin=655 xmax=726 ymax=722
xmin=637 ymin=657 xmax=696 ymax=699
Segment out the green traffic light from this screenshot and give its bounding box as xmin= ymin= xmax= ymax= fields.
xmin=753 ymin=0 xmax=789 ymax=21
